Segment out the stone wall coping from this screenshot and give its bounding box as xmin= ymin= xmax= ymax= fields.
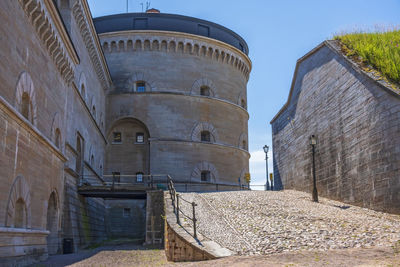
xmin=99 ymin=30 xmax=252 ymax=68
xmin=0 ymin=95 xmax=67 ymax=162
xmin=0 ymin=227 xmax=49 ymax=235
xmin=164 ymin=192 xmax=233 ymax=260
xmin=270 ymin=40 xmax=400 ymax=124
xmin=108 ymin=91 xmax=250 ymax=120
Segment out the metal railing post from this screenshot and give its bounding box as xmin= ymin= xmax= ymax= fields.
xmin=151 ymin=174 xmax=154 ymax=189
xmin=176 ymin=193 xmax=180 ymax=224
xmin=192 ymin=201 xmax=197 ymax=239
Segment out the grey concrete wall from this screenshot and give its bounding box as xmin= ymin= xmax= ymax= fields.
xmin=105 ymin=199 xmax=146 ymax=240
xmin=271 ymin=43 xmax=400 ymax=214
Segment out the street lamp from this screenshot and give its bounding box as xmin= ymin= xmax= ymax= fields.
xmin=263 ymin=145 xmax=269 ymax=191
xmin=309 ymin=135 xmax=318 ymax=202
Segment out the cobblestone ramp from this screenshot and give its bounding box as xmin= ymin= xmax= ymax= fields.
xmin=180 ymin=190 xmax=400 ymax=256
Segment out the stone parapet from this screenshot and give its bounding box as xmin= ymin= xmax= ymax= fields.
xmin=164 ymin=192 xmax=233 ymax=262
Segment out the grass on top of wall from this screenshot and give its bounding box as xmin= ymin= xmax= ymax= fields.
xmin=334 ymin=29 xmax=400 ymax=86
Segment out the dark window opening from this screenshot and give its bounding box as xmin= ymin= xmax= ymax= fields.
xmin=113 ymin=132 xmax=122 ymax=143
xmin=21 ymin=92 xmax=31 ymax=121
xmin=136 ymin=81 xmax=146 ymax=92
xmin=123 ymin=208 xmax=131 ymax=217
xmin=55 ymin=128 xmax=61 ymax=149
xmin=242 ymin=140 xmax=247 ymax=150
xmin=201 ymin=131 xmax=211 ymax=142
xmin=241 ymin=99 xmax=246 ymax=108
xmin=112 ymin=172 xmax=120 ymax=183
xmin=201 ymin=171 xmax=210 ymax=182
xmin=200 ymin=86 xmax=210 ymax=96
xmin=136 ymin=133 xmax=144 ymax=143
xmin=136 ymin=172 xmax=144 ymax=183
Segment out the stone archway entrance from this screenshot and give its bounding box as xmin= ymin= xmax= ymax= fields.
xmin=46 ymin=192 xmax=59 ymax=255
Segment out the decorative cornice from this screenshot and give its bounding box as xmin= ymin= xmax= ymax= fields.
xmin=99 ymin=30 xmax=252 ymax=81
xmin=43 ymin=0 xmax=79 ymax=64
xmin=72 ymin=0 xmax=112 ymax=91
xmin=18 ymin=0 xmax=75 ymax=84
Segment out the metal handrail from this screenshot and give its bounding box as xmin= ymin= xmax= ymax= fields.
xmin=168 ymin=175 xmax=198 ymax=239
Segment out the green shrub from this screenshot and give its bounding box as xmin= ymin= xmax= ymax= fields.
xmin=334 ymin=29 xmax=400 ymax=85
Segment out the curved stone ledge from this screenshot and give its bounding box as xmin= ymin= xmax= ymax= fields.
xmin=150 ymin=138 xmax=250 ymax=157
xmin=99 ymin=30 xmax=251 ymax=80
xmin=108 ymin=91 xmax=249 ymax=119
xmin=164 ymin=192 xmax=233 ymax=262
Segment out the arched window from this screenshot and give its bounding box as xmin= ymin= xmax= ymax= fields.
xmin=136 ymin=172 xmax=144 ymax=183
xmin=92 ymin=105 xmax=96 ymax=119
xmin=80 ymin=84 xmax=86 ymax=101
xmin=201 ymin=131 xmax=211 ymax=142
xmin=200 ymin=86 xmax=210 ymax=96
xmin=136 ymin=81 xmax=146 ymax=92
xmin=242 ymin=140 xmax=247 ymax=150
xmin=55 ymin=128 xmax=61 ymax=149
xmin=76 ymin=137 xmax=82 ymax=174
xmin=201 ymin=171 xmax=210 ymax=182
xmin=15 ymin=198 xmax=27 ymax=228
xmin=21 ymin=92 xmax=31 ymax=122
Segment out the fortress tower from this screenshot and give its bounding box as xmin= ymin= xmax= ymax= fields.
xmin=95 ymin=10 xmax=252 ymax=189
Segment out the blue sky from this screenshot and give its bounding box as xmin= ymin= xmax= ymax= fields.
xmin=88 ymin=0 xmax=400 ymax=187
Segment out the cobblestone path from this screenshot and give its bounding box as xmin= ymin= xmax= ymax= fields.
xmin=179 ymin=190 xmax=400 ymax=256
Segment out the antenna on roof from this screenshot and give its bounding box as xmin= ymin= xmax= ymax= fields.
xmin=140 ymin=2 xmax=144 ymax=12
xmin=126 ymin=0 xmax=128 ymax=13
xmin=146 ymin=1 xmax=151 ymax=11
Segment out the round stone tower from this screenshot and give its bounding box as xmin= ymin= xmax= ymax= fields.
xmin=94 ymin=10 xmax=251 ymax=190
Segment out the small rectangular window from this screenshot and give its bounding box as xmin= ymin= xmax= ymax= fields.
xmin=201 ymin=171 xmax=210 ymax=182
xmin=113 ymin=132 xmax=122 ymax=143
xmin=123 ymin=208 xmax=131 ymax=217
xmin=136 ymin=173 xmax=143 ymax=182
xmin=136 ymin=133 xmax=144 ymax=143
xmin=136 ymin=81 xmax=146 ymax=92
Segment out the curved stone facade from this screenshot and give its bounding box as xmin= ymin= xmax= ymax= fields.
xmin=101 ymin=20 xmax=251 ymax=187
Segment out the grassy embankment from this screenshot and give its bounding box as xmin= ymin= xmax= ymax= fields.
xmin=334 ymin=29 xmax=400 ymax=87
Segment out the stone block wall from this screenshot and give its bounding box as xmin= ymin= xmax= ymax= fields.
xmin=145 ymin=190 xmax=165 ymax=246
xmin=271 ymin=41 xmax=400 ymax=214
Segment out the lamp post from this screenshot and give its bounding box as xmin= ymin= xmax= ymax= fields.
xmin=309 ymin=135 xmax=318 ymax=202
xmin=263 ymin=145 xmax=269 ymax=191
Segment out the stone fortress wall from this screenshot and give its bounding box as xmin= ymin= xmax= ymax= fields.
xmin=0 ymin=1 xmax=252 ymax=265
xmin=271 ymin=41 xmax=400 ymax=214
xmin=99 ymin=26 xmax=251 ymax=186
xmin=0 ymin=0 xmax=111 ymax=265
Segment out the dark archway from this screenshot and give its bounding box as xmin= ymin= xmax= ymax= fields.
xmin=46 ymin=192 xmax=59 ymax=255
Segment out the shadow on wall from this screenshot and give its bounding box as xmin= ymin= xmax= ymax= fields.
xmin=272 ymin=152 xmax=283 ymax=191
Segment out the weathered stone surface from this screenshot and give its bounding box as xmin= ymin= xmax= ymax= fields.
xmin=271 ymin=41 xmax=400 ymax=214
